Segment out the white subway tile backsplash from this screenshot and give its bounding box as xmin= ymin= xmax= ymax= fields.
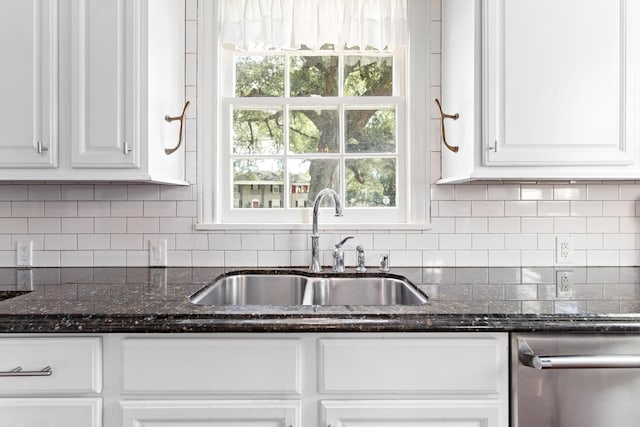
xmin=0 ymin=185 xmax=27 ymax=201
xmin=423 ymin=250 xmax=455 ymax=266
xmin=61 ymin=251 xmax=93 ymax=267
xmin=45 ymin=201 xmax=78 ymax=217
xmin=521 ymin=185 xmax=553 ymax=200
xmin=587 ymin=217 xmax=619 ymax=234
xmin=388 ymin=250 xmax=422 ymax=267
xmin=602 ymin=201 xmax=635 ymax=216
xmin=586 ymin=250 xmax=619 ymax=266
xmin=553 ymin=185 xmax=586 ymax=200
xmin=488 ymin=184 xmax=520 ymax=200
xmin=225 ymin=250 xmax=257 ymax=267
xmin=127 ymin=218 xmax=160 ymax=234
xmin=0 ymin=202 xmax=10 ymax=217
xmin=489 ymin=250 xmax=521 ymax=267
xmin=472 ymin=201 xmax=504 ymax=217
xmin=61 ymin=185 xmax=94 ymax=201
xmin=604 ymin=234 xmax=635 ymax=250
xmin=587 ymin=184 xmax=620 ymax=200
xmin=504 ymin=201 xmax=536 ymax=217
xmin=111 ymin=234 xmax=143 ymax=250
xmin=430 ymin=184 xmax=454 ymax=201
xmin=620 ymin=217 xmax=640 ymax=233
xmin=94 ymin=218 xmax=127 ymax=234
xmin=406 ymin=233 xmax=438 ymax=250
xmin=28 ymin=185 xmax=61 ymax=200
xmin=78 ymin=235 xmax=110 ymax=250
xmin=520 ymin=217 xmax=553 ymax=234
xmin=373 ymin=234 xmax=406 ymax=250
xmin=176 ymin=234 xmax=208 ymax=250
xmin=12 ymin=202 xmax=44 ymax=217
xmin=472 ymin=234 xmax=504 ymax=250
xmin=143 ymin=201 xmax=177 ymax=217
xmin=439 ymin=234 xmax=471 ymax=250
xmin=257 ymin=251 xmax=291 ymax=267
xmin=505 ymin=234 xmax=537 ymax=250
xmin=241 ymin=234 xmax=274 ymax=250
xmin=28 ymin=218 xmax=60 ymax=234
xmin=111 ymin=201 xmax=143 ymax=217
xmin=455 ymin=184 xmax=487 ymax=200
xmin=571 ymin=201 xmax=603 ymax=217
xmin=554 ymin=217 xmax=587 ymax=234
xmin=538 ymin=201 xmax=570 ymax=217
xmin=439 ymin=201 xmax=472 ymax=217
xmin=95 ymin=185 xmax=127 ymax=201
xmin=78 ymin=201 xmax=110 ymax=217
xmin=192 ymin=250 xmax=225 ymax=267
xmin=93 ymin=250 xmax=127 ymax=266
xmin=488 ymin=218 xmax=521 ymax=234
xmin=455 ymin=217 xmax=488 ymax=234
xmin=620 ymin=184 xmax=640 ymax=200
xmin=455 ymin=250 xmax=488 ymax=267
xmin=61 ymin=218 xmax=94 ymax=234
xmin=44 ymin=234 xmax=77 ymax=250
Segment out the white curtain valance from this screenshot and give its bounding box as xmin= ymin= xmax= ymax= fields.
xmin=221 ymin=0 xmax=408 ymax=51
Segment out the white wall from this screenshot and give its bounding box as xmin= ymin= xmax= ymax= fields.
xmin=0 ymin=0 xmax=639 ymax=268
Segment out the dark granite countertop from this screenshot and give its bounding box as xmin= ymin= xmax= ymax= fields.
xmin=1 ymin=267 xmax=640 ymax=333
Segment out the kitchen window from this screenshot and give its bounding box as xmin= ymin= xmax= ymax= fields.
xmin=197 ymin=0 xmax=430 ymax=229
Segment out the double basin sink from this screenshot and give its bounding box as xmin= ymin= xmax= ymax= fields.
xmin=189 ymin=270 xmax=428 ymax=306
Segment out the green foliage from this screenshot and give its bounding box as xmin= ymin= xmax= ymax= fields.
xmin=232 ymin=50 xmax=397 ymax=208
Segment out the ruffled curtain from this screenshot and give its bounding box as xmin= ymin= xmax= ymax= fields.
xmin=221 ymin=0 xmax=408 ymax=50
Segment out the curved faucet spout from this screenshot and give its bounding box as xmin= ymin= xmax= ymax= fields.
xmin=310 ymin=188 xmax=343 ymax=272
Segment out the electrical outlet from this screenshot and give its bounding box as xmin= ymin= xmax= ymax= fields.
xmin=16 ymin=241 xmax=33 ymax=267
xmin=149 ymin=239 xmax=168 ymax=267
xmin=556 ymin=270 xmax=574 ymax=298
xmin=556 ymin=236 xmax=574 ymax=263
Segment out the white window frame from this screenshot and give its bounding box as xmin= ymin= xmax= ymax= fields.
xmin=197 ymin=0 xmax=431 ymax=230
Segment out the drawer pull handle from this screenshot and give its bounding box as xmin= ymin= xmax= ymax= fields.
xmin=164 ymin=101 xmax=190 ymax=155
xmin=434 ymin=98 xmax=460 ymax=153
xmin=0 ymin=366 xmax=52 ymax=377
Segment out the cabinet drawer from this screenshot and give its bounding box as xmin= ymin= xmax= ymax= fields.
xmin=122 ymin=338 xmax=302 ymax=394
xmin=319 ymin=334 xmax=507 ymax=394
xmin=0 ymin=337 xmax=102 ymax=394
xmin=0 ymin=397 xmax=102 ymax=427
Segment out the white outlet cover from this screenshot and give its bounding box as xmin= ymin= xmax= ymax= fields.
xmin=555 ymin=236 xmax=574 ymax=263
xmin=149 ymin=239 xmax=168 ymax=267
xmin=16 ymin=241 xmax=33 ymax=267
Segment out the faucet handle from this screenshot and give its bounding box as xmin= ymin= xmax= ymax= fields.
xmin=335 ymin=236 xmax=354 ymax=249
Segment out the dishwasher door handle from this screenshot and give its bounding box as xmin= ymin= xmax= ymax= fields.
xmin=518 ymin=338 xmax=640 ymax=370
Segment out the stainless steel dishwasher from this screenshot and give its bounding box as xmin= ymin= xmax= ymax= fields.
xmin=512 ymin=333 xmax=640 ymax=427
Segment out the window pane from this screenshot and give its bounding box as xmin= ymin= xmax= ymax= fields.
xmin=290 ymin=55 xmax=339 ymax=97
xmin=346 ymin=158 xmax=396 ymax=207
xmin=345 ymin=109 xmax=396 ymax=153
xmin=289 ymin=109 xmax=339 ymax=154
xmin=233 ymin=159 xmax=284 ymax=209
xmin=233 ymin=109 xmax=283 ymax=154
xmin=235 ymin=55 xmax=284 ymax=97
xmin=344 ymin=55 xmax=393 ymax=96
xmin=288 ymin=158 xmax=339 ymax=208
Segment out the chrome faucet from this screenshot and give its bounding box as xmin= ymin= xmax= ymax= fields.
xmin=310 ymin=188 xmax=343 ymax=273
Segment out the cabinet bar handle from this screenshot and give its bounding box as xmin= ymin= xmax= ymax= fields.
xmin=123 ymin=142 xmax=132 ymax=154
xmin=36 ymin=141 xmax=49 ymax=155
xmin=434 ymin=99 xmax=460 ymax=153
xmin=0 ymin=366 xmax=52 ymax=377
xmin=519 ymin=339 xmax=640 ymax=370
xmin=164 ymin=101 xmax=190 ymax=155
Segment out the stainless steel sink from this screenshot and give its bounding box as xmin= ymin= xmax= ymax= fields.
xmin=189 ymin=270 xmax=428 ymax=306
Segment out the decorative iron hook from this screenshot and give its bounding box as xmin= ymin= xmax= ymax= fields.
xmin=164 ymin=101 xmax=190 ymax=155
xmin=434 ymin=98 xmax=459 ymax=153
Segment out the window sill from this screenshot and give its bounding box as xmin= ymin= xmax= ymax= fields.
xmin=195 ymin=222 xmax=432 ymax=232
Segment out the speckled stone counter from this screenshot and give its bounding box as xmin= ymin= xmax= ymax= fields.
xmin=1 ymin=266 xmax=640 ymax=333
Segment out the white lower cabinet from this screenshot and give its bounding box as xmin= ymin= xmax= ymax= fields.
xmin=0 ymin=398 xmax=102 ymax=427
xmin=323 ymin=400 xmax=503 ymax=427
xmin=106 ymin=333 xmax=508 ymax=427
xmin=0 ymin=337 xmax=103 ymax=426
xmin=121 ymin=400 xmax=301 ymax=426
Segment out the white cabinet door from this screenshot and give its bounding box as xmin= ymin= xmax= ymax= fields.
xmin=484 ymin=0 xmax=640 ymax=167
xmin=70 ymin=0 xmax=138 ymax=168
xmin=121 ymin=400 xmax=301 ymax=427
xmin=323 ymin=400 xmax=504 ymax=427
xmin=0 ymin=0 xmax=57 ymax=168
xmin=0 ymin=398 xmax=102 ymax=427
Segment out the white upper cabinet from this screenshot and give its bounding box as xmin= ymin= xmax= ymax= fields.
xmin=0 ymin=0 xmax=188 ymax=184
xmin=440 ymin=0 xmax=640 ymax=182
xmin=0 ymin=0 xmax=57 ymax=168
